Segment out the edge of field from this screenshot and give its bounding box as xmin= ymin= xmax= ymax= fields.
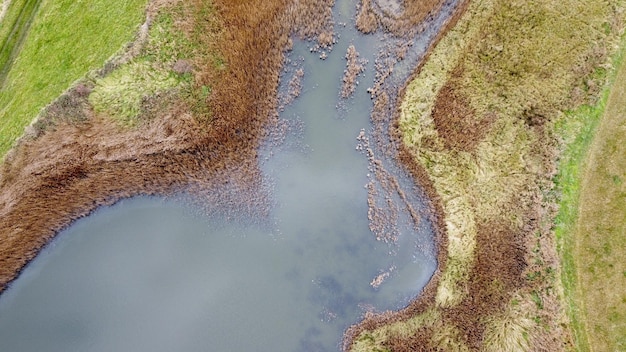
xmin=0 ymin=0 xmax=148 ymax=156
xmin=555 ymin=32 xmax=626 ymax=352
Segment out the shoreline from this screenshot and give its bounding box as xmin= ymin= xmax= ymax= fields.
xmin=343 ymin=0 xmax=470 ymax=346
xmin=0 ymin=0 xmax=481 ymax=350
xmin=0 ymin=0 xmax=452 ymax=305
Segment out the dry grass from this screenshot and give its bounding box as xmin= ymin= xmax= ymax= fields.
xmin=348 ymin=0 xmax=626 ymax=350
xmin=0 ymin=0 xmax=347 ymax=303
xmin=356 ymin=0 xmax=444 ymax=36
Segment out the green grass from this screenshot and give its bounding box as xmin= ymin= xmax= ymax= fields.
xmin=88 ymin=10 xmax=195 ymax=126
xmin=0 ymin=0 xmax=148 ymax=156
xmin=554 ymin=88 xmax=607 ymax=352
xmin=88 ymin=2 xmax=219 ymax=126
xmin=555 ymin=32 xmax=626 ymax=352
xmin=0 ymin=0 xmax=43 ymax=84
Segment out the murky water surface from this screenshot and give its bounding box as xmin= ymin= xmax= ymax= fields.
xmin=0 ymin=0 xmax=459 ymax=350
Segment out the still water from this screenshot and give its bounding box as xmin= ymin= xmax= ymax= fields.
xmin=0 ymin=0 xmax=460 ymax=350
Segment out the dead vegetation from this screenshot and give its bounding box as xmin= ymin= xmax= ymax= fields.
xmin=356 ymin=0 xmax=444 ymax=36
xmin=347 ymin=0 xmax=626 ymax=350
xmin=431 ymin=68 xmax=494 ymax=152
xmin=341 ymin=45 xmax=366 ymax=98
xmin=0 ymin=0 xmax=338 ymax=293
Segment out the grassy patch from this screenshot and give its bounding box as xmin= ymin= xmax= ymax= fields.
xmin=555 ymin=33 xmax=626 ymax=352
xmin=351 ymin=0 xmax=626 ymax=350
xmin=88 ymin=7 xmax=198 ymax=126
xmin=0 ymin=0 xmax=148 ymax=156
xmin=0 ymin=0 xmax=42 ymax=84
xmin=89 ymin=61 xmax=182 ymax=126
xmin=554 ymin=77 xmax=609 ymax=352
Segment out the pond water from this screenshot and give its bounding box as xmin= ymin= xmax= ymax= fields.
xmin=0 ymin=0 xmax=460 ymax=351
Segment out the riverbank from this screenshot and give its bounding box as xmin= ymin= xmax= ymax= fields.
xmin=347 ymin=0 xmax=626 ymax=350
xmin=0 ymin=0 xmax=300 ymax=292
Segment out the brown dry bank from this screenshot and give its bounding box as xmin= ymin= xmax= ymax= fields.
xmin=0 ymin=0 xmax=339 ymax=293
xmin=347 ymin=0 xmax=626 ymax=351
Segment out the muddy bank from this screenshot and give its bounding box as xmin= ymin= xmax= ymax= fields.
xmin=343 ymin=0 xmax=470 ymax=347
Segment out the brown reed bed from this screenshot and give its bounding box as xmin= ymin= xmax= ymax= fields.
xmin=347 ymin=0 xmax=626 ymax=350
xmin=356 ymin=0 xmax=445 ymax=36
xmin=0 ymin=0 xmax=337 ymax=293
xmin=341 ymin=45 xmax=366 ymax=98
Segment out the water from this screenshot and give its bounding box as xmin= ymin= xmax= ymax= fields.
xmin=0 ymin=0 xmax=461 ymax=350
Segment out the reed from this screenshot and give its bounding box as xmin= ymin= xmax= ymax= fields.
xmin=0 ymin=0 xmax=353 ymax=303
xmin=347 ymin=0 xmax=626 ymax=350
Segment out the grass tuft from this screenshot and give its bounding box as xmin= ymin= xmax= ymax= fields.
xmin=89 ymin=61 xmax=181 ymax=125
xmin=483 ymin=295 xmax=534 ymax=352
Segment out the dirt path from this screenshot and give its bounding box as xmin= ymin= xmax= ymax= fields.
xmin=574 ymin=51 xmax=626 ymax=352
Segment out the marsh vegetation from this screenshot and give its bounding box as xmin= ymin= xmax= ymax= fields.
xmin=348 ymin=0 xmax=626 ymax=350
xmin=1 ymin=0 xmax=625 ymax=350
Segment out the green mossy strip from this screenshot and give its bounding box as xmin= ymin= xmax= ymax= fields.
xmin=555 ymin=34 xmax=626 ymax=352
xmin=0 ymin=0 xmax=148 ymax=156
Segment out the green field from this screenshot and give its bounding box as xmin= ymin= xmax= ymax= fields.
xmin=556 ymin=35 xmax=626 ymax=352
xmin=0 ymin=0 xmax=148 ymax=156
